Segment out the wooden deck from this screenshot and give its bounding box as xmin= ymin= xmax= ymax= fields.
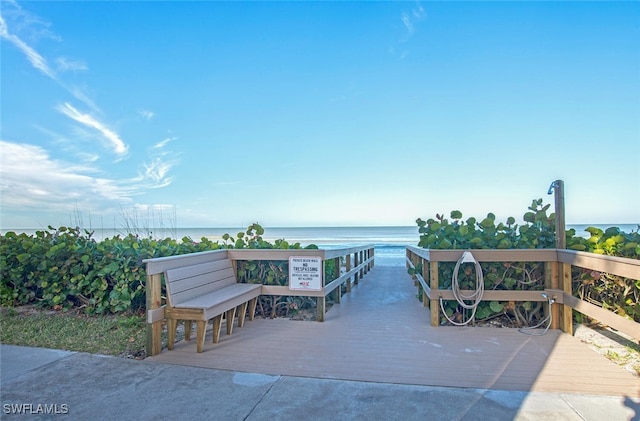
xmin=148 ymin=264 xmax=640 ymax=397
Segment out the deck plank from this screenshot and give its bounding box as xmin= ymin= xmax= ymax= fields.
xmin=148 ymin=265 xmax=640 ymax=397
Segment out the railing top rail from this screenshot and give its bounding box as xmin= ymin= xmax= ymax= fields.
xmin=323 ymin=245 xmax=375 ymax=259
xmin=557 ymin=249 xmax=640 ymax=266
xmin=227 ymin=249 xmax=329 ymax=261
xmin=406 ymin=246 xmax=640 ymax=279
xmin=143 ymin=245 xmax=375 ymax=275
xmin=227 ymin=245 xmax=374 ymax=261
xmin=557 ymin=249 xmax=640 ymax=279
xmin=405 ymin=246 xmax=557 ymax=263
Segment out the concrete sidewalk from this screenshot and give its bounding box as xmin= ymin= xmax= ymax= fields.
xmin=1 ymin=345 xmax=638 ymax=420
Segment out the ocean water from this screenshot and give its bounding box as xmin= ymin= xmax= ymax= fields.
xmin=181 ymin=226 xmax=420 ymax=247
xmin=2 ymin=224 xmax=638 ymax=245
xmin=2 ymin=224 xmax=637 ymax=267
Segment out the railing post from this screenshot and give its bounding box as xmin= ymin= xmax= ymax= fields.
xmin=363 ymin=250 xmax=368 ymax=274
xmin=345 ymin=254 xmax=352 ymax=293
xmin=354 ymin=252 xmax=360 ymax=285
xmin=422 ymin=257 xmax=429 ymax=307
xmin=145 ymin=273 xmax=163 ymax=357
xmin=317 ymin=259 xmax=326 ymax=322
xmin=359 ymin=251 xmax=364 ymax=279
xmin=370 ymin=247 xmax=374 ymax=269
xmin=334 ymin=257 xmax=341 ymax=304
xmin=561 ymin=262 xmax=573 ymax=335
xmin=363 ymin=250 xmax=367 ymax=276
xmin=545 ymin=261 xmax=560 ymax=329
xmin=412 ymin=252 xmax=420 ymax=286
xmin=430 ymin=261 xmax=440 ymax=326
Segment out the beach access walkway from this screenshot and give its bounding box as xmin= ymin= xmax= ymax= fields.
xmin=148 ymin=263 xmax=640 ymax=398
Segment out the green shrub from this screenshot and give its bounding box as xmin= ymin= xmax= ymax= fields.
xmin=0 ymin=223 xmax=324 ymax=317
xmin=412 ymin=199 xmax=639 ymax=324
xmin=570 ymin=226 xmax=639 ymax=322
xmin=0 ymin=225 xmax=223 ymax=313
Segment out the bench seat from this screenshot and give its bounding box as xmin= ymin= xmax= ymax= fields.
xmin=164 ymin=259 xmax=262 ymax=353
xmin=168 ymin=283 xmax=261 ymax=320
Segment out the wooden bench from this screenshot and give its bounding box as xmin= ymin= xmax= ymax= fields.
xmin=164 ymin=258 xmax=262 ymax=353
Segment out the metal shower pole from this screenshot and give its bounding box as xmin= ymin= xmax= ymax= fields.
xmin=548 ymin=179 xmax=566 ymax=249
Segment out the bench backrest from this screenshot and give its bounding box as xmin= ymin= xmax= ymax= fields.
xmin=164 ymin=259 xmax=237 ymax=307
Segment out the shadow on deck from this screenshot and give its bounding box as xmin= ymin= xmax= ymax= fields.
xmin=148 ymin=264 xmax=640 ymax=398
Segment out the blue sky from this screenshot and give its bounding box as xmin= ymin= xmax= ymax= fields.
xmin=1 ymin=1 xmax=638 ymax=230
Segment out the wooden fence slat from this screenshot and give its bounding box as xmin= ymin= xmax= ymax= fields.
xmin=334 ymin=257 xmax=341 ymax=304
xmin=430 ymin=262 xmax=439 ymax=327
xmin=563 ymin=294 xmax=640 ymax=341
xmin=146 ymin=306 xmax=165 ymax=323
xmin=434 ymin=289 xmax=554 ymax=302
xmin=545 ymin=261 xmax=560 ymax=329
xmin=405 ymin=247 xmax=559 ymax=263
xmin=557 ymin=249 xmax=640 ymax=279
xmin=345 ymin=254 xmax=352 ymax=293
xmin=561 ymin=262 xmax=573 ymax=335
xmin=145 ymin=273 xmax=163 ymax=357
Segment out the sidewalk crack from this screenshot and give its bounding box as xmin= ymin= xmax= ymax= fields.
xmin=243 ymin=375 xmax=282 ymax=420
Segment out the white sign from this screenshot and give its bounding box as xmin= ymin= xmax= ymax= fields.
xmin=289 ymin=256 xmax=323 ymax=291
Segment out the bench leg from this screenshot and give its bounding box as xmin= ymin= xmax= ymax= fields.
xmin=167 ymin=318 xmax=177 ymax=350
xmin=212 ymin=315 xmax=223 ymax=344
xmin=248 ymin=297 xmax=257 ymax=321
xmin=184 ymin=320 xmax=193 ymax=341
xmin=226 ymin=308 xmax=237 ymax=335
xmin=237 ymin=302 xmax=248 ymax=328
xmin=195 ymin=320 xmax=207 ymax=353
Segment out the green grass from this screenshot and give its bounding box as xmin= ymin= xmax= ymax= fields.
xmin=0 ymin=307 xmax=147 ymax=358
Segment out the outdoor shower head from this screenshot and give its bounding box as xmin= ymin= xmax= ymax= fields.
xmin=541 ymin=292 xmax=548 ymax=300
xmin=547 ymin=181 xmax=557 ymax=195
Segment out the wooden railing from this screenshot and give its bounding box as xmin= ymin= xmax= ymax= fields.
xmin=405 ymin=246 xmax=640 ymax=342
xmin=143 ymin=245 xmax=374 ymax=356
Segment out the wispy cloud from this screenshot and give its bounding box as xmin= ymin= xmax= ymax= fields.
xmin=56 ymin=57 xmax=88 ymax=72
xmin=412 ymin=3 xmax=426 ymax=20
xmin=56 ymin=102 xmax=128 ymax=156
xmin=0 ymin=139 xmax=176 ymax=215
xmin=1 ymin=3 xmax=100 ymax=113
xmin=153 ymin=136 xmax=176 ymax=149
xmin=141 ymin=158 xmax=173 ymax=187
xmin=0 ymin=141 xmax=130 ymax=212
xmin=402 ymin=2 xmax=426 ymax=37
xmin=139 ymin=110 xmax=155 ymax=120
xmin=113 ymin=136 xmax=179 ymax=192
xmin=392 ymin=2 xmax=427 ymax=59
xmin=1 ymin=3 xmax=178 ymax=227
xmin=401 ymin=13 xmax=415 ymax=35
xmin=35 ymin=125 xmax=100 ymax=164
xmin=0 ymin=14 xmax=56 ymax=79
xmin=142 ymin=136 xmax=177 ymax=188
xmin=132 ymin=203 xmax=176 ymax=213
xmin=66 ymin=86 xmax=101 ymax=114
